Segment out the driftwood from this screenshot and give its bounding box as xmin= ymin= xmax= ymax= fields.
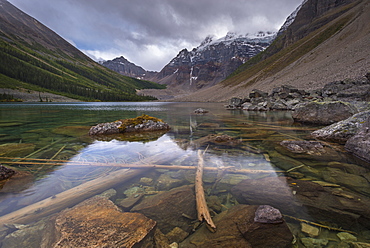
xmin=0 ymin=157 xmax=282 ymax=174
xmin=0 ymin=151 xmax=181 ymax=228
xmin=195 ymin=150 xmax=216 ymax=231
xmin=0 ymin=168 xmax=143 ymax=228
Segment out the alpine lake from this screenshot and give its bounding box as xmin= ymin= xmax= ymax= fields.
xmin=0 ymin=102 xmax=369 ymax=247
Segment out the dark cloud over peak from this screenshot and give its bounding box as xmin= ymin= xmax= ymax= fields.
xmin=8 ymin=0 xmax=302 ymax=71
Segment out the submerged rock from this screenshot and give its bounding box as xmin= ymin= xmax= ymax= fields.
xmin=52 ymin=125 xmax=90 ymax=137
xmin=89 ymin=114 xmax=170 ymax=135
xmin=131 ymin=185 xmax=196 ymax=234
xmin=292 ymin=101 xmax=357 ymax=125
xmin=231 ymin=177 xmax=370 ymax=229
xmin=301 ymin=223 xmax=319 ymax=237
xmin=300 ymin=237 xmax=328 ymax=248
xmin=179 ymin=204 xmax=293 ymax=248
xmin=231 ymin=177 xmax=299 ymax=215
xmin=337 ymin=232 xmax=357 ymax=242
xmin=166 ymin=227 xmax=189 ymax=244
xmin=188 ymin=134 xmax=242 ymax=149
xmin=1 ymin=218 xmax=56 ymax=248
xmin=0 ymin=143 xmax=36 ymax=157
xmin=278 ymin=140 xmax=345 ymax=161
xmin=322 ymin=167 xmax=370 ymax=195
xmin=156 ymin=174 xmax=186 ymax=191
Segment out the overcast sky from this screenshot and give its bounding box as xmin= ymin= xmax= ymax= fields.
xmin=8 ymin=0 xmax=302 ymax=71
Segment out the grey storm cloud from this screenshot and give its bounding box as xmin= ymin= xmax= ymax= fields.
xmin=8 ymin=0 xmax=302 ymax=71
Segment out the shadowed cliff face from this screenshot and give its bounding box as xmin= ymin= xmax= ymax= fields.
xmin=281 ymin=0 xmax=357 ymax=46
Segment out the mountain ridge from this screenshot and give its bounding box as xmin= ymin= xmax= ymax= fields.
xmin=171 ymin=0 xmax=369 ymax=102
xmin=138 ymin=31 xmax=275 ymax=99
xmin=101 ymin=56 xmax=157 ymax=80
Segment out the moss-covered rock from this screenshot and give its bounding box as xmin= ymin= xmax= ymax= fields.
xmin=88 ymin=114 xmax=170 ymax=135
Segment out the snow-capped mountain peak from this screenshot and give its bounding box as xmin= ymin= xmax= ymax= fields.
xmin=197 ymin=31 xmax=276 ymax=52
xmin=150 ymin=30 xmax=276 ymax=92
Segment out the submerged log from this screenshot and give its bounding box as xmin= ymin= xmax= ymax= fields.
xmin=0 ymin=157 xmax=282 ymax=174
xmin=195 ymin=150 xmax=216 ymax=231
xmin=0 ymin=151 xmax=180 ymax=227
xmin=0 ymin=168 xmax=144 ymax=227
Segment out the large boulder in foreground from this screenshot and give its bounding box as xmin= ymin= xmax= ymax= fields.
xmin=345 ymin=116 xmax=370 ymax=162
xmin=53 ymin=196 xmax=156 ymax=247
xmin=292 ymin=101 xmax=357 ymax=125
xmin=180 ymin=204 xmax=293 ymax=248
xmin=311 ymin=110 xmax=370 ymax=143
xmin=89 ymin=114 xmax=170 ymax=135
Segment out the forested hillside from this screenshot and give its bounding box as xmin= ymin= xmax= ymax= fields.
xmin=0 ymin=0 xmax=165 ymax=101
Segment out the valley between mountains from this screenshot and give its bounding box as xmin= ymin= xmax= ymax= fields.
xmin=0 ymin=0 xmax=369 ymax=103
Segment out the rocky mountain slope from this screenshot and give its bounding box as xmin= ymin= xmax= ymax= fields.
xmin=138 ymin=32 xmax=275 ymax=99
xmin=0 ymin=0 xmax=164 ymax=102
xmin=169 ymin=0 xmax=369 ymax=102
xmin=100 ymin=56 xmax=157 ymax=80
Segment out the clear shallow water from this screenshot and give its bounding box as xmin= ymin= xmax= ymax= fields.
xmin=0 ymin=102 xmax=369 ymax=246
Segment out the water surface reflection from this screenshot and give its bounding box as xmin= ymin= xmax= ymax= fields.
xmin=0 ymin=102 xmax=369 ymax=246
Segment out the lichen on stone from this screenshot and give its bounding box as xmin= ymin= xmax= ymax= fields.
xmin=89 ymin=115 xmax=170 ymax=136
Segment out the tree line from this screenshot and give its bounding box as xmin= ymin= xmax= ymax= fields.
xmin=0 ymin=42 xmax=157 ymax=101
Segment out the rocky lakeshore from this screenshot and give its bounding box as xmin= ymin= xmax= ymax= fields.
xmin=226 ymin=74 xmax=370 ymax=111
xmin=227 ymin=74 xmax=370 ymax=163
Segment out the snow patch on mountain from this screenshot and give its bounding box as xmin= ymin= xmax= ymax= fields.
xmin=197 ymin=31 xmax=276 ymax=51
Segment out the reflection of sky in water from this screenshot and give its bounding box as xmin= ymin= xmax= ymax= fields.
xmin=0 ymin=132 xmax=283 ymax=216
xmin=74 ymin=134 xmax=185 ymax=163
